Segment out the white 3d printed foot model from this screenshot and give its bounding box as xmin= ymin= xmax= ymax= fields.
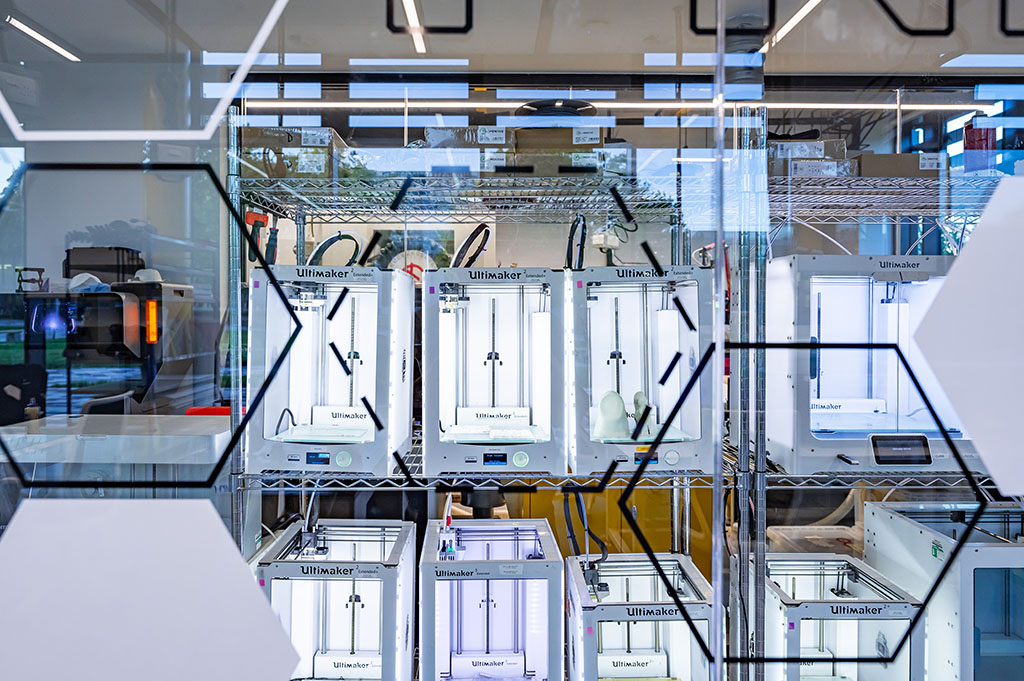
xmin=633 ymin=391 xmax=655 ymax=438
xmin=593 ymin=390 xmax=630 ymax=440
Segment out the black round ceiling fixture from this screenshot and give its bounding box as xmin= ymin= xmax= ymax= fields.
xmin=515 ymin=98 xmax=596 ymax=117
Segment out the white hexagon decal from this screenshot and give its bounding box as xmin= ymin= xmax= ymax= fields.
xmin=0 ymin=499 xmax=298 ymax=680
xmin=915 ymin=177 xmax=1024 ymax=495
xmin=0 ymin=0 xmax=289 ymax=142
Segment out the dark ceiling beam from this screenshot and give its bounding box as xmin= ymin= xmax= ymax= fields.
xmin=125 ymin=0 xmax=203 ymax=55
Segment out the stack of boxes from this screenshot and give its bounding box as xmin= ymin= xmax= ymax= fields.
xmin=239 ymin=126 xmax=370 ymax=179
xmin=424 ymin=125 xmax=633 ymax=177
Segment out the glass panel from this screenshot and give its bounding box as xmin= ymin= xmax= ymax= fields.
xmin=0 ymin=166 xmax=238 ymax=487
xmin=974 ymin=568 xmax=1024 ymax=680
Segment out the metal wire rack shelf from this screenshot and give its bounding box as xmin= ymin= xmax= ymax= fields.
xmin=767 ymin=175 xmax=998 ymax=217
xmin=239 ymin=470 xmax=995 ymax=493
xmin=240 ymin=174 xmax=676 ymax=225
xmin=239 ymin=173 xmax=1000 ymax=227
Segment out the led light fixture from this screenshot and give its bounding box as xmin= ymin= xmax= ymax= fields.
xmin=6 ymin=14 xmax=79 ymax=62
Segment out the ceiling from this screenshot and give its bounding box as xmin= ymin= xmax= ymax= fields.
xmin=4 ymin=0 xmax=1023 ymax=75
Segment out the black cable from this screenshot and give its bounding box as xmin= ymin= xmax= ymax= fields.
xmin=453 ymin=223 xmax=491 ymax=268
xmin=565 ymin=214 xmax=587 ymax=270
xmin=307 ymin=232 xmax=361 ymax=266
xmin=563 ymin=493 xmax=581 ymax=555
xmin=574 ymin=492 xmax=608 ymax=564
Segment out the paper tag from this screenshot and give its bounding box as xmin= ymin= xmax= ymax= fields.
xmin=312 ymin=405 xmax=372 ymax=425
xmin=811 ymin=398 xmax=886 ymax=414
xmin=573 ymin=127 xmax=601 ymax=145
xmin=597 ymin=653 xmax=668 ymax=679
xmin=775 ymin=141 xmax=825 ymax=158
xmin=790 ymin=160 xmax=838 ymax=177
xmin=482 ymin=149 xmax=507 ymax=172
xmin=450 ymin=653 xmax=526 ymax=679
xmin=499 ymin=563 xmax=524 ymax=576
xmin=458 ymin=407 xmax=531 ymax=425
xmin=297 ymin=150 xmax=326 ymax=174
xmin=477 ymin=126 xmax=507 ymax=145
xmin=313 ymin=651 xmax=383 ymax=680
xmin=571 ymin=152 xmax=599 ymax=167
xmin=919 ymin=152 xmax=944 ymax=170
xmin=301 ymin=128 xmax=332 ymax=146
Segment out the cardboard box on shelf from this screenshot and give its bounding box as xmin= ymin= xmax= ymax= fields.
xmin=424 ymin=126 xmax=517 ymax=176
xmin=424 ymin=125 xmax=516 ymax=149
xmin=504 ymin=125 xmax=635 ymax=177
xmin=858 ymin=152 xmax=948 ymax=178
xmin=514 ymin=126 xmax=605 ymax=150
xmin=240 ymin=126 xmax=366 ymax=179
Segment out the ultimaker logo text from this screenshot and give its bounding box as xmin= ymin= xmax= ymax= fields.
xmin=877 ymin=261 xmax=921 ymax=269
xmin=626 ymin=606 xmax=680 ymax=617
xmin=301 ymin=565 xmax=354 ymax=576
xmin=831 ymin=605 xmax=883 ymax=615
xmin=615 ymin=268 xmax=657 ymax=278
xmin=467 ymin=271 xmax=523 ymax=280
xmin=435 ymin=568 xmax=475 ymax=578
xmin=296 ymin=267 xmax=349 ymax=278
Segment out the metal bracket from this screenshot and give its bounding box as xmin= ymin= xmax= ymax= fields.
xmin=386 ymin=0 xmax=473 ymax=34
xmin=872 ymin=0 xmax=955 ymax=37
xmin=689 ymin=0 xmax=776 ymax=36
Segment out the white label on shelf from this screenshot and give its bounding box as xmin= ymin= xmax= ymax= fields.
xmin=790 ymin=160 xmax=838 ymax=177
xmin=477 ymin=126 xmax=507 ymax=144
xmin=301 ymin=128 xmax=332 ymax=146
xmin=573 ymin=127 xmax=600 ymax=145
xmin=297 ymin=150 xmax=326 ymax=174
xmin=571 ymin=152 xmax=599 ymax=168
xmin=499 ymin=563 xmax=524 ymax=576
xmin=919 ymin=152 xmax=944 ymax=170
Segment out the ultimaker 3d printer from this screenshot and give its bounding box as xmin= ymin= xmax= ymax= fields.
xmin=569 ymin=266 xmax=713 ymax=475
xmin=755 ymin=553 xmax=923 ymax=681
xmin=422 ymin=268 xmax=566 ymax=475
xmin=765 ymin=255 xmax=981 ymax=475
xmin=247 ymin=266 xmax=414 ymax=475
xmin=566 ymin=552 xmax=712 ymax=681
xmin=256 ymin=519 xmax=416 ymax=680
xmin=419 ymin=518 xmax=564 ymax=681
xmin=865 ymin=502 xmax=1024 ymax=681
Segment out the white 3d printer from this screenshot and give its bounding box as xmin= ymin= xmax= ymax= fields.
xmin=765 ymin=255 xmax=981 ymax=475
xmin=566 ymin=552 xmax=712 ymax=681
xmin=569 ymin=266 xmax=713 ymax=475
xmin=419 ymin=518 xmax=564 ymax=681
xmin=422 ymin=268 xmax=566 ymax=475
xmin=865 ymin=501 xmax=1024 ymax=681
xmin=256 ymin=519 xmax=416 ymax=680
xmin=246 ymin=266 xmax=414 ymax=475
xmin=757 ymin=553 xmax=924 ymax=681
